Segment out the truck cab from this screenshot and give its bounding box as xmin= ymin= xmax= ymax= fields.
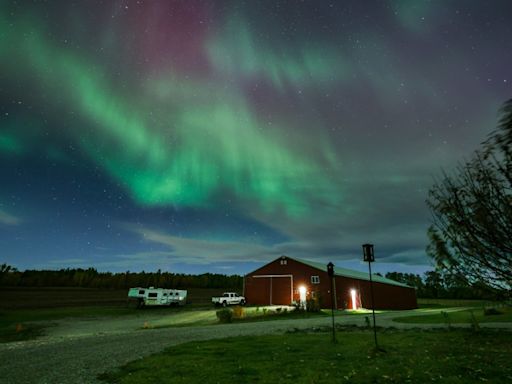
xmin=211 ymin=292 xmax=246 ymax=307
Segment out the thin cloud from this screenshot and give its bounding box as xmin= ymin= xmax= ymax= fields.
xmin=125 ymin=225 xmax=278 ymax=264
xmin=122 ymin=223 xmax=432 ymax=269
xmin=0 ymin=210 xmax=21 ymax=226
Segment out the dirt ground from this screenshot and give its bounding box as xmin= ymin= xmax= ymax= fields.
xmin=1 ymin=289 xmax=510 ymax=384
xmin=1 ymin=307 xmax=511 ymax=384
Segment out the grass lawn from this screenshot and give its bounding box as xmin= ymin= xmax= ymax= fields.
xmin=234 ymin=307 xmax=328 ymax=322
xmin=394 ymin=306 xmax=512 ymax=324
xmin=99 ymin=329 xmax=512 ymax=384
xmin=417 ymin=298 xmax=501 ymax=309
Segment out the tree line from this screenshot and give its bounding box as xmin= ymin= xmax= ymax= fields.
xmin=1 ymin=263 xmax=501 ymax=299
xmin=383 ymin=271 xmax=503 ymax=300
xmin=0 ymin=264 xmax=243 ymax=290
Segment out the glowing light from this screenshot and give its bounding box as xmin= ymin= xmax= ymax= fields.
xmin=298 ymin=285 xmax=307 ymax=308
xmin=350 ymin=289 xmax=357 ymax=310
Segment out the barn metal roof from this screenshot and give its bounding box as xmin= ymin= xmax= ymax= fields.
xmin=290 ymin=257 xmax=413 ymax=288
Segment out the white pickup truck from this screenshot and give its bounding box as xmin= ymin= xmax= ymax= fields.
xmin=212 ymin=292 xmax=246 ymax=307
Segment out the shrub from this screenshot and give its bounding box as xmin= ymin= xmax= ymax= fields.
xmin=232 ymin=306 xmax=245 ymax=319
xmin=306 ymin=297 xmax=321 ymax=312
xmin=216 ymin=308 xmax=233 ymax=323
xmin=292 ymin=301 xmax=304 ymax=312
xmin=143 ymin=321 xmax=153 ymax=329
xmin=484 ymin=307 xmax=504 ymax=316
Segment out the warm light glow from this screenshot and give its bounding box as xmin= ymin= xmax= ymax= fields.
xmin=350 ymin=289 xmax=357 ymax=310
xmin=298 ymin=285 xmax=307 ymax=308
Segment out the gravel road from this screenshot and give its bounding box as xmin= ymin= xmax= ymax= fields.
xmin=1 ymin=309 xmax=509 ymax=384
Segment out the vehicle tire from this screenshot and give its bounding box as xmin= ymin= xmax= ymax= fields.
xmin=240 ymin=299 xmax=246 ymax=306
xmin=222 ymin=301 xmax=227 ymax=307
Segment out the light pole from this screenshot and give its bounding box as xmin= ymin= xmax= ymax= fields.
xmin=362 ymin=243 xmax=380 ymax=351
xmin=327 ymin=262 xmax=337 ymax=343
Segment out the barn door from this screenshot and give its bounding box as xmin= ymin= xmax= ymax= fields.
xmin=270 ymin=276 xmax=292 ymax=305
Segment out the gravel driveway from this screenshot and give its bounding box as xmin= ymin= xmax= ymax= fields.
xmin=1 ymin=309 xmax=509 ymax=384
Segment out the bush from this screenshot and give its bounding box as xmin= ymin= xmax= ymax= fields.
xmin=292 ymin=301 xmax=304 ymax=312
xmin=232 ymin=306 xmax=245 ymax=319
xmin=306 ymin=297 xmax=321 ymax=312
xmin=484 ymin=307 xmax=504 ymax=316
xmin=216 ymin=308 xmax=233 ymax=323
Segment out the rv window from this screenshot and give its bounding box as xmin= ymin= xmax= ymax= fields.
xmin=138 ymin=290 xmax=145 ymax=295
xmin=148 ymin=293 xmax=158 ymax=298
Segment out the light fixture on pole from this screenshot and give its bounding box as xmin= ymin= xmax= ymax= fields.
xmin=362 ymin=243 xmax=381 ymax=351
xmin=327 ymin=262 xmax=336 ymax=343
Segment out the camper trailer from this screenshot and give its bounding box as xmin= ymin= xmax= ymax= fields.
xmin=128 ymin=287 xmax=187 ymax=307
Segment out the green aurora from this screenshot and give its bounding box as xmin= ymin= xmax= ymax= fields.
xmin=1 ymin=1 xmax=510 ymax=273
xmin=1 ymin=8 xmax=341 ymax=216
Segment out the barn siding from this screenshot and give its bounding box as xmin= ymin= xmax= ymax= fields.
xmin=244 ymin=257 xmax=417 ymax=310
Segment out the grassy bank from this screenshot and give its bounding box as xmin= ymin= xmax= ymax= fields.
xmin=99 ymin=329 xmax=512 ymax=383
xmin=394 ymin=306 xmax=512 ymax=324
xmin=417 ymin=298 xmax=502 ymax=308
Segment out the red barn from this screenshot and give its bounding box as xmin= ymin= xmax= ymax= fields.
xmin=243 ymin=256 xmax=417 ymax=310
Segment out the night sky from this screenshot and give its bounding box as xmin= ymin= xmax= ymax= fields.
xmin=1 ymin=1 xmax=511 ymax=276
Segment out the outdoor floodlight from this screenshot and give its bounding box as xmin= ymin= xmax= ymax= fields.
xmin=362 ymin=243 xmax=375 ymax=262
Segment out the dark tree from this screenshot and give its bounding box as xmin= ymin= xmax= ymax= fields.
xmin=427 ymin=99 xmax=512 ymax=292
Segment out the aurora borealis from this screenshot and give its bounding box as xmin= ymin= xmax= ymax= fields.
xmin=1 ymin=1 xmax=511 ymax=274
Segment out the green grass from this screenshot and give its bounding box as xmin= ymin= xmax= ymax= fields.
xmin=235 ymin=307 xmax=328 ymax=322
xmin=394 ymin=307 xmax=512 ymax=324
xmin=417 ymin=298 xmax=499 ymax=308
xmin=98 ymin=329 xmax=512 ymax=384
xmin=147 ymin=307 xmax=328 ymax=329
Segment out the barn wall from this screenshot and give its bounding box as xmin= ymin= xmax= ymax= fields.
xmin=244 ymin=257 xmax=417 ymax=309
xmin=244 ymin=258 xmax=329 ymax=306
xmin=333 ymin=276 xmax=417 ymax=310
